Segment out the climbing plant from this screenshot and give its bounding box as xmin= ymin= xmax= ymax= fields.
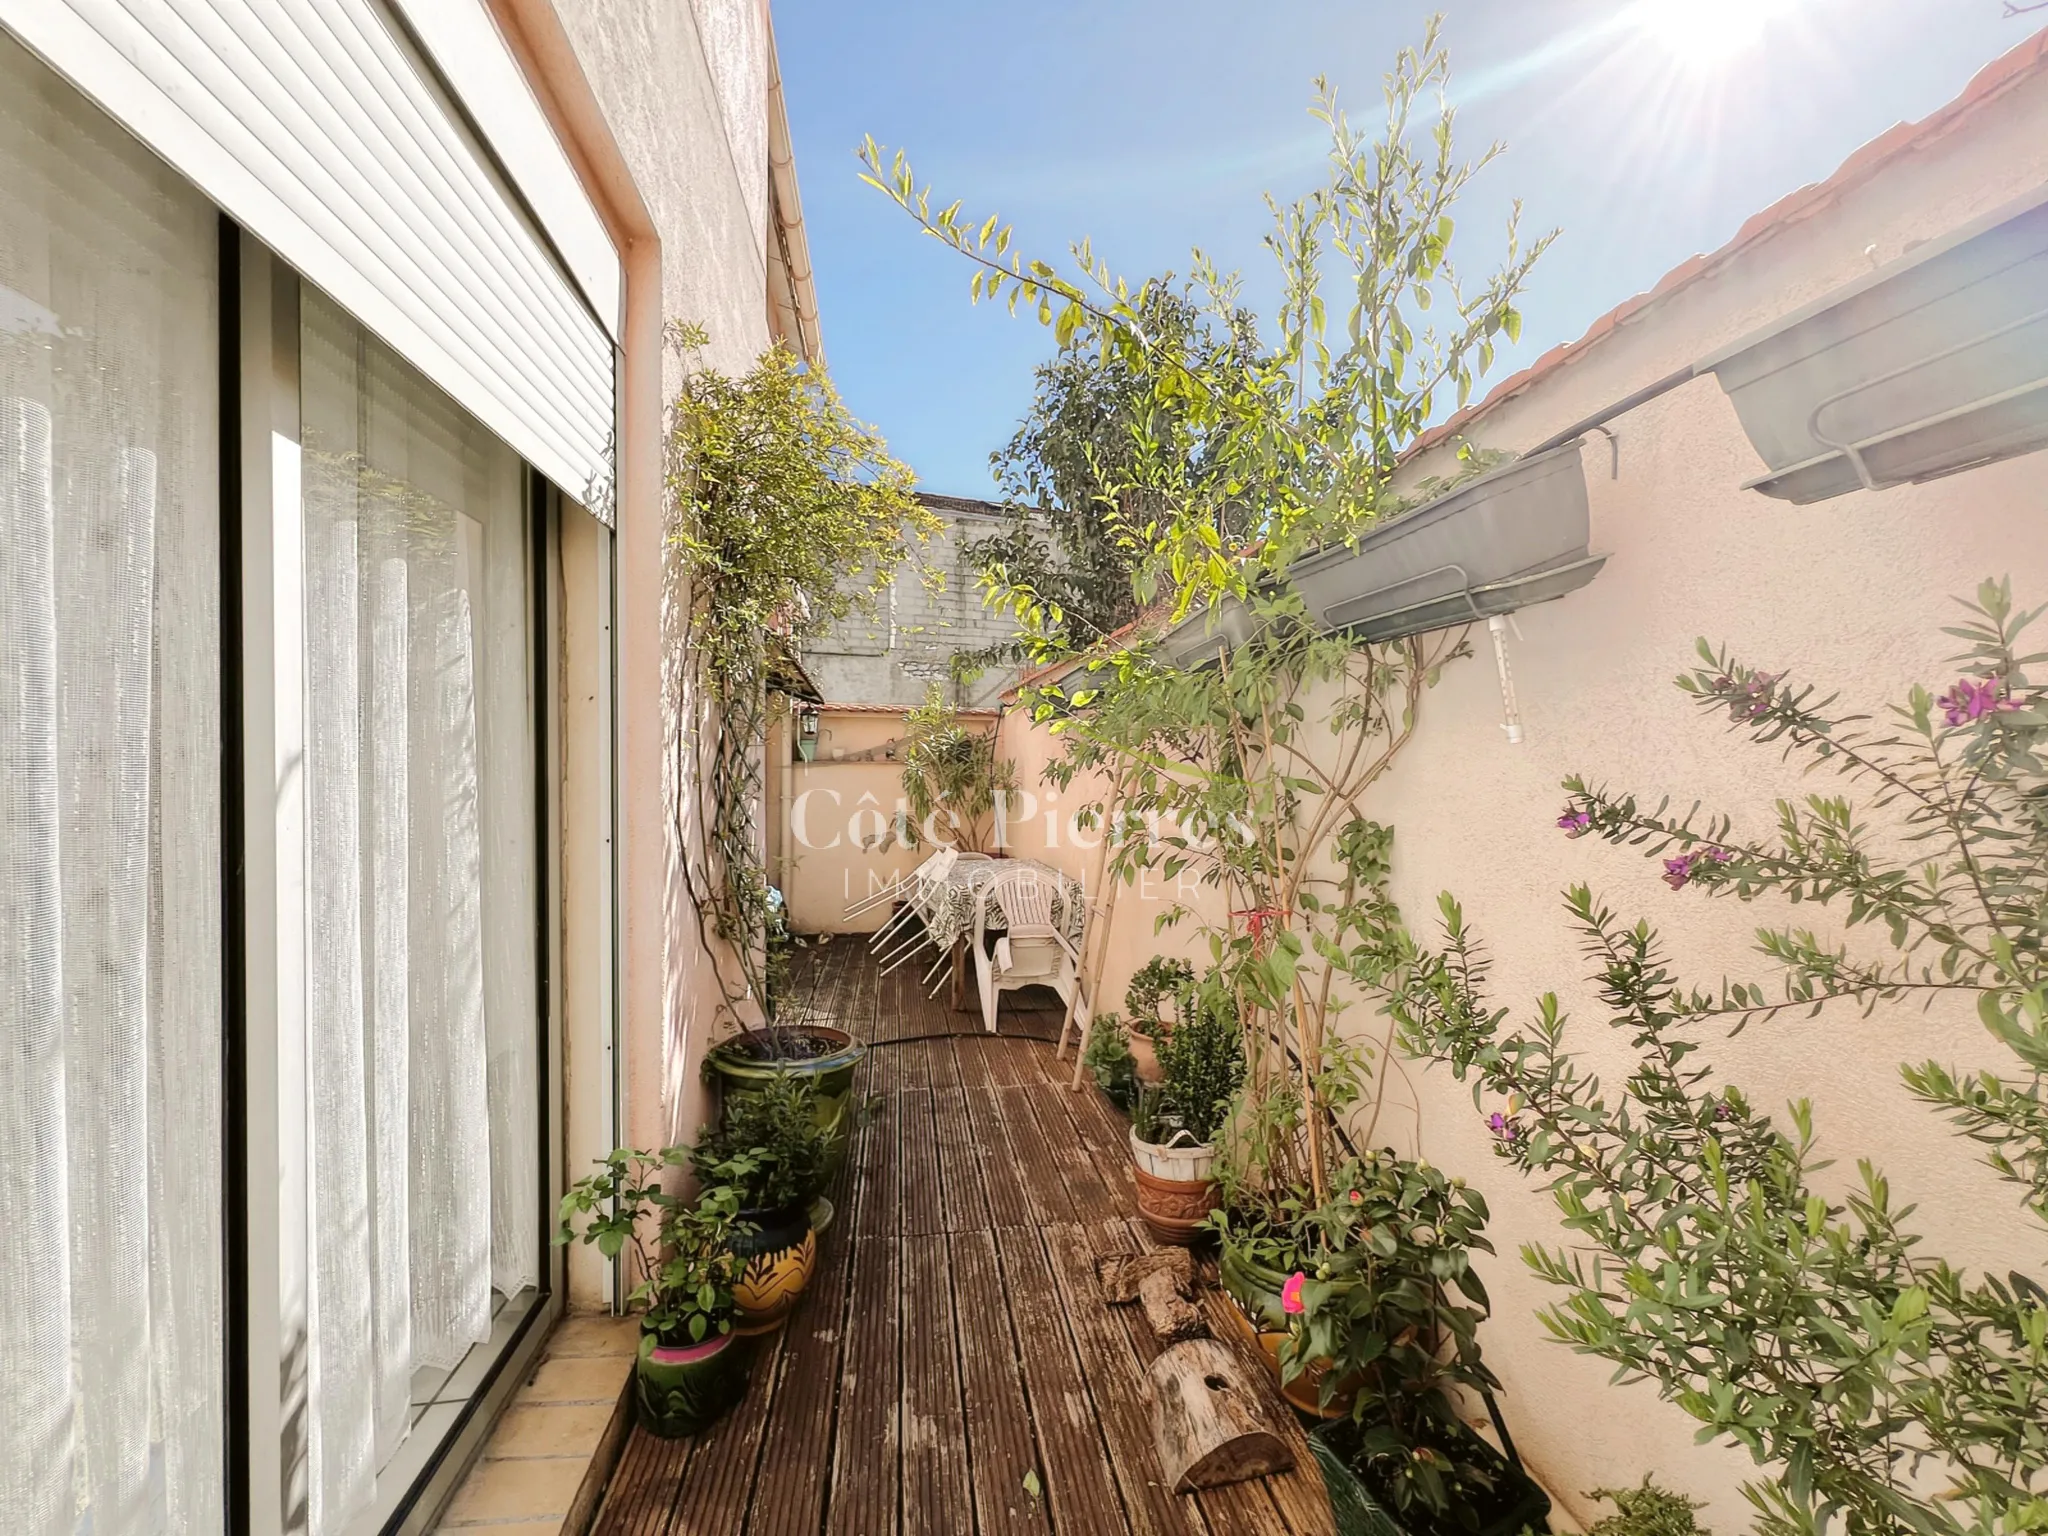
xmin=666 ymin=323 xmax=934 ymax=1029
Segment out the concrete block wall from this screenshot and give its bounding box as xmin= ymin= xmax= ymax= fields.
xmin=804 ymin=493 xmax=1024 ymax=707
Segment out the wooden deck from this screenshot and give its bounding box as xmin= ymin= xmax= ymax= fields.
xmin=593 ymin=939 xmax=1336 ymax=1536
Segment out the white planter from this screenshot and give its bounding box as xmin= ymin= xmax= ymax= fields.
xmin=1287 ymin=442 xmax=1600 ymax=643
xmin=1157 ymin=442 xmax=1603 ymax=666
xmin=1704 ymin=186 xmax=2048 ymax=503
xmin=1157 ymin=593 xmax=1264 ymax=670
xmin=1129 ymin=1126 xmax=1216 ymax=1183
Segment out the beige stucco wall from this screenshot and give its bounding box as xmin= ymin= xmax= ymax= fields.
xmin=550 ymin=0 xmax=775 ymax=1223
xmin=985 ymin=62 xmax=2048 ymax=1527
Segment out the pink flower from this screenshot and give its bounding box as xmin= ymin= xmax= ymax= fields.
xmin=1281 ymin=1271 xmax=1307 ymax=1316
xmin=1556 ymin=808 xmax=1592 ymax=837
xmin=1938 ymin=677 xmax=2018 ymax=727
xmin=1347 ymin=1189 xmax=1363 ymax=1205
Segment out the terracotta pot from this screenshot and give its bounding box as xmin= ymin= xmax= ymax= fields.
xmin=1128 ymin=1128 xmax=1219 ymax=1246
xmin=1128 ymin=1032 xmax=1164 ymax=1085
xmin=729 ymin=1202 xmax=816 ymax=1334
xmin=636 ymin=1329 xmax=751 ymax=1437
xmin=1218 ymin=1239 xmax=1362 ymax=1420
xmin=706 ymin=1026 xmax=866 ymax=1180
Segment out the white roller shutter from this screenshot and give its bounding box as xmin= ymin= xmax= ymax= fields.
xmin=1 ymin=0 xmax=619 ymax=520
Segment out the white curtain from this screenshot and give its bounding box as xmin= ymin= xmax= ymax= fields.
xmin=0 ymin=29 xmax=223 ymax=1536
xmin=300 ymin=291 xmax=540 ymax=1535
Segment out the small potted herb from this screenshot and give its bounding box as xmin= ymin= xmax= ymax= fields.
xmin=1128 ymin=975 xmax=1243 ymax=1245
xmin=1123 ymin=955 xmax=1195 ymax=1082
xmin=557 ymin=1150 xmax=752 ymax=1437
xmin=691 ymin=1073 xmax=828 ymax=1332
xmin=1081 ymin=1010 xmax=1140 ymax=1111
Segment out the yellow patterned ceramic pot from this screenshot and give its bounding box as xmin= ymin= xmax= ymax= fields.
xmin=730 ymin=1203 xmax=816 ymax=1334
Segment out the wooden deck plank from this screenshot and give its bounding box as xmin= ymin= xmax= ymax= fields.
xmin=900 ymin=1084 xmax=945 ymax=1238
xmin=933 ymin=1044 xmax=993 ymax=1234
xmin=591 ymin=1420 xmax=693 ymax=1536
xmin=854 ymin=1056 xmax=901 ymax=1242
xmin=825 ymin=1233 xmax=900 ymax=1536
xmin=961 ymin=1080 xmax=1035 ymax=1230
xmin=740 ymin=1207 xmax=859 ymax=1536
xmin=1041 ymin=1222 xmax=1209 ymax=1536
xmin=902 ymin=1233 xmax=975 ymax=1536
xmin=665 ymin=1329 xmax=786 ymax=1535
xmin=1021 ymin=1073 xmax=1123 ymax=1225
xmin=995 ymin=1225 xmax=1130 ymax=1536
xmin=952 ymin=1228 xmax=1054 ymax=1536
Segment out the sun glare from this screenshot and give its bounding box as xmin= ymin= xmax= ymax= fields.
xmin=1628 ymin=0 xmax=1776 ymax=65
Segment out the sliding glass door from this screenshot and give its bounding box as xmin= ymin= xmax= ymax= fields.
xmin=0 ymin=27 xmax=225 ymax=1535
xmin=296 ymin=291 xmax=544 ymax=1536
xmin=0 ymin=24 xmax=561 ymax=1535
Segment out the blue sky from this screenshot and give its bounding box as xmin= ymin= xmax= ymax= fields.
xmin=773 ymin=1 xmax=2035 ymax=499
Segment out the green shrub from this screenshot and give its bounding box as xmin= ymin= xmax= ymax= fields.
xmin=691 ymin=1072 xmax=827 ymax=1213
xmin=1585 ymin=1479 xmax=1710 ymax=1536
xmin=1082 ymin=1009 xmax=1140 ymax=1111
xmin=1153 ymin=975 xmax=1244 ymax=1145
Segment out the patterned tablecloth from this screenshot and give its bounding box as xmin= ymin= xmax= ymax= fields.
xmin=902 ymin=856 xmax=1085 ymax=954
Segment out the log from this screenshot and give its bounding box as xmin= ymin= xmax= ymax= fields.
xmin=1147 ymin=1338 xmax=1294 ymax=1492
xmin=1095 ymin=1249 xmax=1193 ymax=1305
xmin=1137 ymin=1268 xmax=1206 ymax=1343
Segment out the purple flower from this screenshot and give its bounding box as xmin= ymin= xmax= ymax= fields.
xmin=1937 ymin=677 xmax=2018 ymax=728
xmin=1487 ymin=1112 xmax=1519 ymax=1143
xmin=1665 ymin=847 xmax=1732 ymax=889
xmin=1556 ymin=807 xmax=1592 ymax=837
xmin=1725 ymin=671 xmax=1783 ymax=722
xmin=1713 ymin=1102 xmax=1737 ymax=1123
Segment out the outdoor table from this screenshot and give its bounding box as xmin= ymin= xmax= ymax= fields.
xmin=900 ymin=855 xmax=1085 ymax=1009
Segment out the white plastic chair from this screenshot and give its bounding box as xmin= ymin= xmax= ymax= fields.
xmin=868 ymin=846 xmax=960 ymax=956
xmin=971 ymin=868 xmax=1086 ymax=1033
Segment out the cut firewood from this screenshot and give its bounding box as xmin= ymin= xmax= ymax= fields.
xmin=1148 ymin=1337 xmax=1294 ymax=1492
xmin=1095 ymin=1249 xmax=1193 ymax=1304
xmin=1137 ymin=1268 xmax=1207 ymax=1343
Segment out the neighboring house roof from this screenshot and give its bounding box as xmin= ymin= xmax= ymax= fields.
xmin=1409 ymin=26 xmax=2048 ymax=458
xmin=813 ymin=701 xmax=1001 ymax=717
xmin=998 ymin=599 xmax=1174 ymax=703
xmin=916 ymin=490 xmax=1011 ymax=522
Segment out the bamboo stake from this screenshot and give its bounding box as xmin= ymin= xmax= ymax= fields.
xmin=1070 ymin=858 xmax=1131 ymax=1090
xmin=1056 ymin=765 xmax=1131 ymax=1068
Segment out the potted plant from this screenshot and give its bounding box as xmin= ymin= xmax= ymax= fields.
xmin=704 ymin=1028 xmax=867 ymax=1182
xmin=1128 ymin=974 xmax=1242 ymax=1245
xmin=1122 ymin=955 xmax=1194 ymax=1083
xmin=1279 ymin=1154 xmax=1540 ymax=1535
xmin=557 ymin=1150 xmax=753 ymax=1437
xmin=690 ymin=1073 xmax=827 ymax=1333
xmin=1081 ymin=1009 xmax=1141 ymax=1111
xmin=898 ymin=684 xmax=1018 ymax=854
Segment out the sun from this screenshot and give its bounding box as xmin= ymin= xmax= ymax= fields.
xmin=1627 ymin=0 xmax=1777 ymax=65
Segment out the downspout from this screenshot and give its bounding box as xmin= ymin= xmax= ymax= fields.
xmin=777 ymin=702 xmax=794 ymax=893
xmin=764 ymin=12 xmax=822 ymax=365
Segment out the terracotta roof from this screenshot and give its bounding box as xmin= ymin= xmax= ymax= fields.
xmin=998 ymin=600 xmax=1177 ymax=703
xmin=1408 ymin=26 xmax=2048 ymax=458
xmin=813 ymin=700 xmax=999 ymax=716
